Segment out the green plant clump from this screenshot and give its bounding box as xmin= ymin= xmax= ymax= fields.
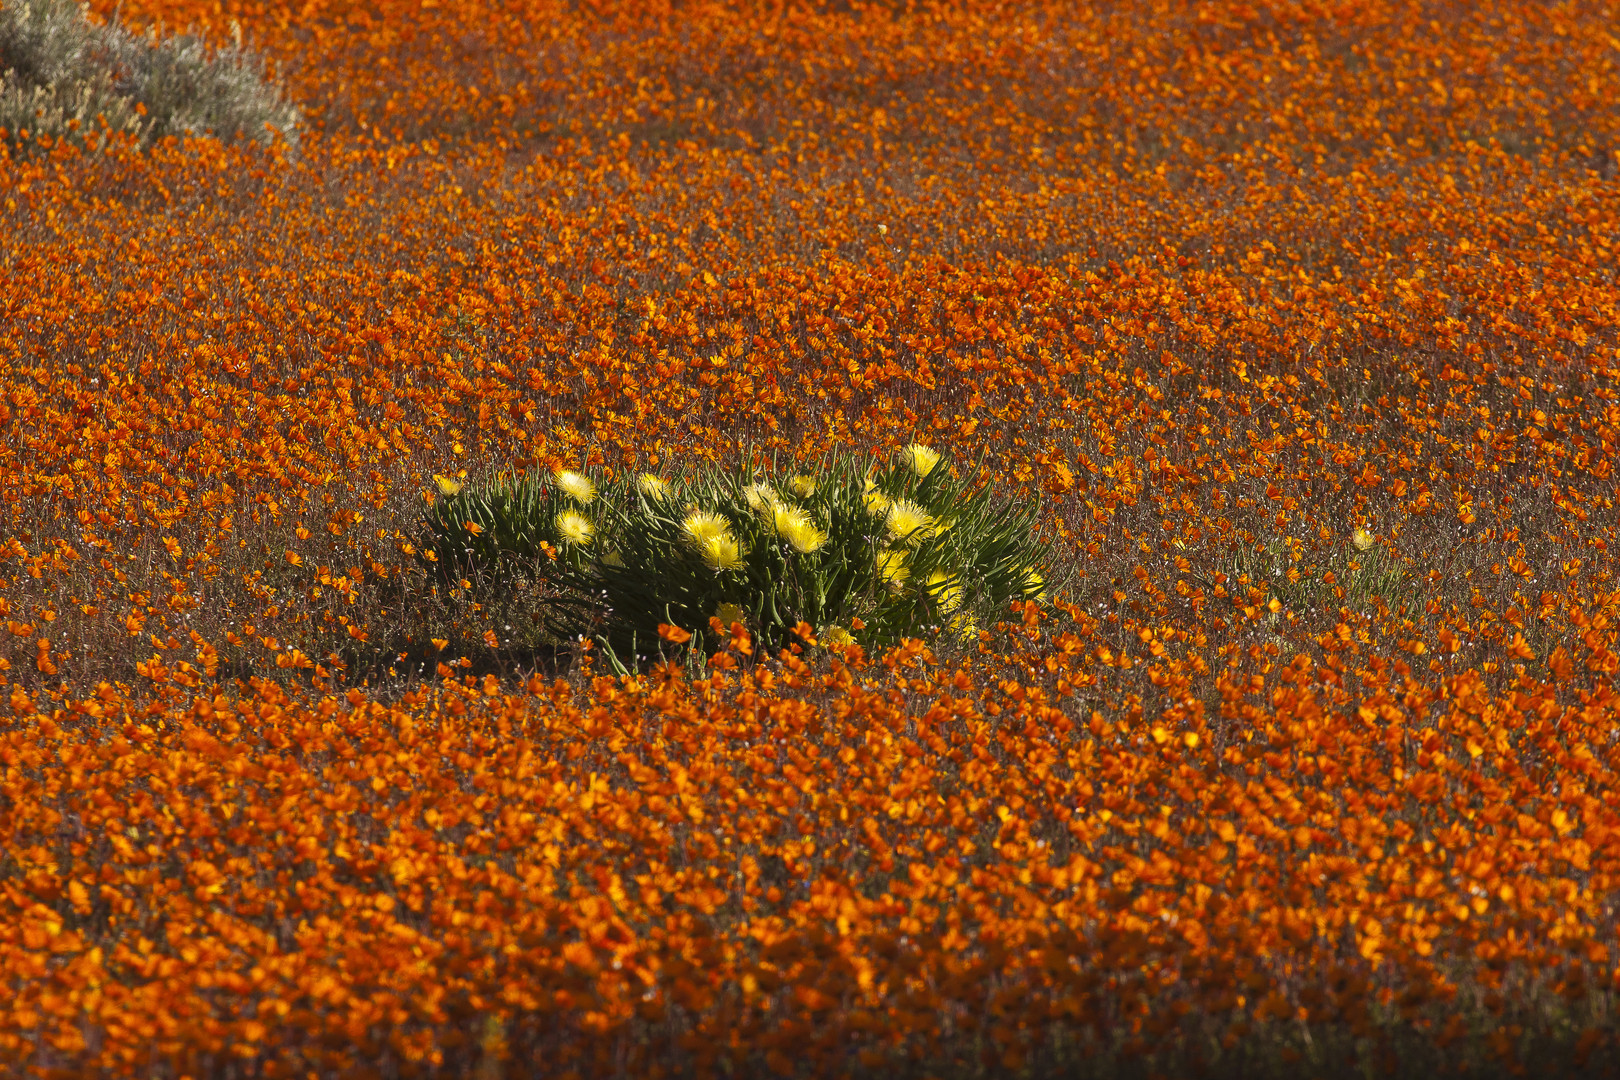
xmin=0 ymin=0 xmax=299 ymax=155
xmin=1220 ymin=525 xmax=1409 ymax=616
xmin=419 ymin=445 xmax=1055 ymax=664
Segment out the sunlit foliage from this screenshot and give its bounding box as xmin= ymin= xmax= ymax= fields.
xmin=418 ymin=447 xmax=1050 ymax=661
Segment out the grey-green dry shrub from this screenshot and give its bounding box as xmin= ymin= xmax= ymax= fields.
xmin=0 ymin=0 xmax=298 ymax=154
xmin=419 ymin=445 xmax=1055 ymax=665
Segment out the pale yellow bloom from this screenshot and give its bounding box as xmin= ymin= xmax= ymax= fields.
xmin=742 ymin=481 xmax=779 ymax=513
xmin=885 ymin=499 xmax=937 ymax=545
xmin=947 ymin=611 xmax=979 ymax=643
xmin=1019 ymin=566 xmax=1046 ymax=600
xmin=1352 ymin=528 xmax=1375 ymax=551
xmin=772 ymin=504 xmax=827 ymax=553
xmin=699 ymin=533 xmax=747 ymax=571
xmin=821 ymin=625 xmax=855 ymax=646
xmin=788 ymin=474 xmax=817 ymax=498
xmin=433 ymin=474 xmax=463 ymax=496
xmin=876 ymin=549 xmax=909 ymax=590
xmin=556 ymin=509 xmax=594 ymax=546
xmin=637 ymin=474 xmax=669 ymax=500
xmin=682 ymin=510 xmax=732 ymax=547
xmin=554 ymin=469 xmax=596 ymax=504
xmin=713 ymin=601 xmax=745 ymax=627
xmin=902 ymin=443 xmax=940 ymax=478
xmin=862 ymin=476 xmax=891 ymax=516
xmin=924 ymin=569 xmax=964 ymax=614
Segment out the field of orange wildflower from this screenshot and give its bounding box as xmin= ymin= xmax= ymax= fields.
xmin=2 ymin=0 xmax=1619 ymax=1076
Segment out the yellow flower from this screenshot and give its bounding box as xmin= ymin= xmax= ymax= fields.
xmin=772 ymin=504 xmax=827 ymax=553
xmin=1352 ymin=528 xmax=1375 ymax=551
xmin=1019 ymin=566 xmax=1046 ymax=600
xmin=788 ymin=474 xmax=817 ymax=498
xmin=637 ymin=474 xmax=669 ymax=500
xmin=862 ymin=476 xmax=891 ymax=515
xmin=699 ymin=533 xmax=747 ymax=571
xmin=902 ymin=443 xmax=940 ymax=478
xmin=821 ymin=625 xmax=855 ymax=646
xmin=554 ymin=469 xmax=596 ymax=504
xmin=682 ymin=510 xmax=732 ymax=548
xmin=924 ymin=569 xmax=964 ymax=614
xmin=556 ymin=510 xmax=593 ymax=546
xmin=876 ymin=549 xmax=909 ymax=591
xmin=713 ymin=601 xmax=745 ymax=627
xmin=885 ymin=499 xmax=936 ymax=545
xmin=743 ymin=481 xmax=779 ymax=513
xmin=947 ymin=611 xmax=978 ymax=643
xmin=433 ymin=474 xmax=463 ymax=496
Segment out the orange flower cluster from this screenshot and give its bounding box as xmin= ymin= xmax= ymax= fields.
xmin=3 ymin=624 xmax=1619 ymax=1075
xmin=1 ymin=0 xmax=1617 ymax=1072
